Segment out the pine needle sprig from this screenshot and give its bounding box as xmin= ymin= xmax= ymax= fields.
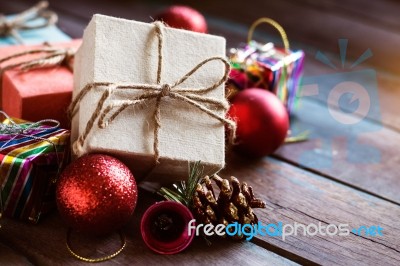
xmin=158 ymin=161 xmax=204 ymax=207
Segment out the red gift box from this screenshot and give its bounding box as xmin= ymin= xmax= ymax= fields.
xmin=0 ymin=40 xmax=81 ymax=128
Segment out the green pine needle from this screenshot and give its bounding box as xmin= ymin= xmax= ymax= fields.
xmin=158 ymin=161 xmax=204 ymax=208
xmin=157 ymin=161 xmax=213 ymax=245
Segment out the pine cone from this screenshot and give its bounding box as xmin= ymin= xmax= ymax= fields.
xmin=192 ymin=175 xmax=266 ymax=239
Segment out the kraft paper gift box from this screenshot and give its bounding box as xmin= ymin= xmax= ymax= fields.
xmin=71 ymin=14 xmax=231 ymax=182
xmin=0 ymin=116 xmax=70 ymax=223
xmin=0 ymin=39 xmax=82 ymax=128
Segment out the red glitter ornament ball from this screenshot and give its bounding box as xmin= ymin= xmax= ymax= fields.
xmin=228 ymin=88 xmax=289 ymax=157
xmin=56 ymin=154 xmax=138 ymax=235
xmin=155 ymin=5 xmax=208 ymax=33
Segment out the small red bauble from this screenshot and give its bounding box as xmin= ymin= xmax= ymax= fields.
xmin=228 ymin=88 xmax=289 ymax=157
xmin=56 ymin=154 xmax=138 ymax=235
xmin=141 ymin=201 xmax=195 ymax=255
xmin=155 ymin=5 xmax=208 ymax=33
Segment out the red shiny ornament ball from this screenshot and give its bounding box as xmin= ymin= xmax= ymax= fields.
xmin=228 ymin=88 xmax=289 ymax=157
xmin=155 ymin=5 xmax=208 ymax=33
xmin=56 ymin=154 xmax=138 ymax=235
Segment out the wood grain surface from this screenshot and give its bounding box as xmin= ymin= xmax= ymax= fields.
xmin=0 ymin=192 xmax=298 ymax=266
xmin=222 ymin=155 xmax=400 ymax=265
xmin=1 ymin=0 xmax=400 ymax=265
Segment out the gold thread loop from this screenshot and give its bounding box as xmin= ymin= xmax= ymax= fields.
xmin=66 ymin=228 xmax=126 ymax=263
xmin=247 ymin=17 xmax=290 ymax=51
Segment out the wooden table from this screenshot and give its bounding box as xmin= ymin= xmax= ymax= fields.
xmin=1 ymin=0 xmax=400 ymax=265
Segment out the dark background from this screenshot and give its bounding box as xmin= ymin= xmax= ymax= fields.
xmin=2 ymin=0 xmax=399 ymax=75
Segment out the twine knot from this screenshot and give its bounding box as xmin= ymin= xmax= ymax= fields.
xmin=161 ymin=84 xmax=171 ymax=97
xmin=153 ymin=21 xmax=164 ymax=34
xmin=0 ymin=20 xmax=12 ymax=36
xmin=0 ymin=123 xmax=24 ymax=135
xmin=0 ymin=1 xmax=57 ymax=44
xmin=68 ymin=21 xmax=236 ymax=162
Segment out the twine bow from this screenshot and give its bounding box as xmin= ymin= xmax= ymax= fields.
xmin=0 ymin=44 xmax=76 ymax=74
xmin=68 ymin=21 xmax=236 ymax=163
xmin=0 ymin=1 xmax=58 ymax=45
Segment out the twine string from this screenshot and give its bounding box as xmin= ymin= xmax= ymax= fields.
xmin=0 ymin=1 xmax=58 ymax=44
xmin=68 ymin=21 xmax=236 ymax=163
xmin=0 ymin=45 xmax=76 ymax=74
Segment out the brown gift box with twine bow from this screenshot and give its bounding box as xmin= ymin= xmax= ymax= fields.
xmin=70 ymin=15 xmax=235 ymax=182
xmin=0 ymin=40 xmax=81 ymax=128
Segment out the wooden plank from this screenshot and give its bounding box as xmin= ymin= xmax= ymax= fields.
xmin=0 ymin=193 xmax=298 ymax=266
xmin=292 ymin=0 xmax=400 ymax=32
xmin=221 ymin=155 xmax=400 ymax=265
xmin=298 ymin=57 xmax=400 ymax=131
xmin=2 ymin=155 xmax=400 ymax=265
xmin=0 ymin=242 xmax=33 ymax=265
xmin=276 ymin=97 xmax=400 ymax=204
